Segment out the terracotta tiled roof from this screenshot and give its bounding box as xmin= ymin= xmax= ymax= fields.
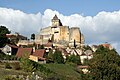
xmin=16 ymin=48 xmax=33 ymax=58
xmin=7 ymin=44 xmax=19 ymax=48
xmin=33 ymin=49 xmax=45 ymax=58
xmin=6 ymin=34 xmax=16 ymax=38
xmin=62 ymin=49 xmax=69 ymax=56
xmin=44 ymin=42 xmax=53 ymax=47
xmin=92 ymin=45 xmax=98 ymax=48
xmin=101 ymin=44 xmax=111 ymax=48
xmin=77 ymin=66 xmax=89 ymax=69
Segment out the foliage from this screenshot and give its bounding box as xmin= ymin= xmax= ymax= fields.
xmin=0 ymin=54 xmax=16 ymax=60
xmin=44 ymin=64 xmax=82 ymax=80
xmin=38 ymin=44 xmax=44 ymax=49
xmin=66 ymin=55 xmax=81 ymax=65
xmin=83 ymin=45 xmax=92 ymax=51
xmin=86 ymin=46 xmax=120 ymax=80
xmin=46 ymin=50 xmax=54 ymax=63
xmin=5 ymin=62 xmax=12 ymax=69
xmin=53 ymin=50 xmax=64 ymax=64
xmin=20 ymin=58 xmax=35 ymax=72
xmin=4 ymin=76 xmax=20 ymax=80
xmin=11 ymin=62 xmax=21 ymax=70
xmin=0 ymin=26 xmax=10 ymax=34
xmin=0 ymin=52 xmax=6 ymax=60
xmin=31 ymin=33 xmax=35 ymax=40
xmin=0 ymin=26 xmax=10 ymax=48
xmin=19 ymin=51 xmax=36 ymax=72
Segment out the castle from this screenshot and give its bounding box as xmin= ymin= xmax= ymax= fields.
xmin=35 ymin=15 xmax=84 ymax=47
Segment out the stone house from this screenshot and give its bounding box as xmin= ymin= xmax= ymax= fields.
xmin=29 ymin=49 xmax=46 ymax=63
xmin=2 ymin=44 xmax=19 ymax=55
xmin=16 ymin=48 xmax=33 ymax=58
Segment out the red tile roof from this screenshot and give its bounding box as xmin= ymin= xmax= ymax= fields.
xmin=33 ymin=49 xmax=45 ymax=58
xmin=16 ymin=48 xmax=33 ymax=58
xmin=7 ymin=44 xmax=19 ymax=48
xmin=6 ymin=34 xmax=16 ymax=38
xmin=77 ymin=66 xmax=89 ymax=69
xmin=101 ymin=44 xmax=110 ymax=48
xmin=62 ymin=49 xmax=69 ymax=56
xmin=44 ymin=42 xmax=53 ymax=47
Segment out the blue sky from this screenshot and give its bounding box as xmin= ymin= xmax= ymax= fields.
xmin=0 ymin=0 xmax=120 ymax=16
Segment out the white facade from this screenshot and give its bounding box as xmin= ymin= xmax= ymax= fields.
xmin=2 ymin=45 xmax=12 ymax=55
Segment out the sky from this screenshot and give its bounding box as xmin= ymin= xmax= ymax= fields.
xmin=0 ymin=0 xmax=120 ymax=53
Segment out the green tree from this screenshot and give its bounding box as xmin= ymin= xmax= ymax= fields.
xmin=0 ymin=26 xmax=10 ymax=47
xmin=86 ymin=46 xmax=120 ymax=80
xmin=20 ymin=51 xmax=35 ymax=72
xmin=38 ymin=44 xmax=44 ymax=49
xmin=83 ymin=45 xmax=92 ymax=51
xmin=66 ymin=55 xmax=81 ymax=65
xmin=74 ymin=39 xmax=76 ymax=48
xmin=31 ymin=33 xmax=35 ymax=40
xmin=47 ymin=50 xmax=54 ymax=63
xmin=53 ymin=49 xmax=64 ymax=64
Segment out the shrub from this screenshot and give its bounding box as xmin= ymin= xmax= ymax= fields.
xmin=11 ymin=62 xmax=21 ymax=70
xmin=5 ymin=62 xmax=12 ymax=69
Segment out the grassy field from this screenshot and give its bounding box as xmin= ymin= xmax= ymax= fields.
xmin=0 ymin=61 xmax=82 ymax=80
xmin=0 ymin=62 xmax=27 ymax=80
xmin=43 ymin=64 xmax=82 ymax=80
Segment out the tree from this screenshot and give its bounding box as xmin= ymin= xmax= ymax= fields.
xmin=0 ymin=26 xmax=10 ymax=47
xmin=66 ymin=55 xmax=81 ymax=65
xmin=47 ymin=50 xmax=54 ymax=63
xmin=31 ymin=33 xmax=35 ymax=40
xmin=83 ymin=45 xmax=92 ymax=51
xmin=53 ymin=49 xmax=64 ymax=64
xmin=86 ymin=46 xmax=120 ymax=80
xmin=20 ymin=51 xmax=35 ymax=72
xmin=0 ymin=26 xmax=10 ymax=34
xmin=38 ymin=45 xmax=44 ymax=49
xmin=74 ymin=39 xmax=76 ymax=48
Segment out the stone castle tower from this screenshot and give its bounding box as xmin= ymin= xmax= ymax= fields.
xmin=52 ymin=15 xmax=63 ymax=26
xmin=35 ymin=15 xmax=84 ymax=47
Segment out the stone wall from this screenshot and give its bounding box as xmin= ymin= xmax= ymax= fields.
xmin=35 ymin=15 xmax=85 ymax=47
xmin=59 ymin=26 xmax=69 ymax=41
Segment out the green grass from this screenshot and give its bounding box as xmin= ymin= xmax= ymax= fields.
xmin=0 ymin=62 xmax=82 ymax=80
xmin=0 ymin=62 xmax=27 ymax=80
xmin=43 ymin=64 xmax=82 ymax=80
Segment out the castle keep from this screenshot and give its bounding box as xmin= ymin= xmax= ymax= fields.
xmin=35 ymin=15 xmax=84 ymax=47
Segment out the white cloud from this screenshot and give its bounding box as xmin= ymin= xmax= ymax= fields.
xmin=0 ymin=7 xmax=42 ymax=36
xmin=0 ymin=7 xmax=120 ymax=53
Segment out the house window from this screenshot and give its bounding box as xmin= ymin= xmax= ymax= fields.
xmin=7 ymin=51 xmax=11 ymax=53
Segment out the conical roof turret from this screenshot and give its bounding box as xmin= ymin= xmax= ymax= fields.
xmin=53 ymin=15 xmax=59 ymax=20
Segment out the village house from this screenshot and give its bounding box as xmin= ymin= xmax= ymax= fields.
xmin=62 ymin=48 xmax=93 ymax=64
xmin=91 ymin=45 xmax=98 ymax=52
xmin=100 ymin=43 xmax=113 ymax=50
xmin=2 ymin=44 xmax=19 ymax=55
xmin=29 ymin=49 xmax=46 ymax=63
xmin=91 ymin=43 xmax=113 ymax=52
xmin=43 ymin=42 xmax=53 ymax=52
xmin=6 ymin=33 xmax=27 ymax=44
xmin=16 ymin=47 xmax=46 ymax=63
xmin=16 ymin=48 xmax=33 ymax=58
xmin=77 ymin=66 xmax=89 ymax=74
